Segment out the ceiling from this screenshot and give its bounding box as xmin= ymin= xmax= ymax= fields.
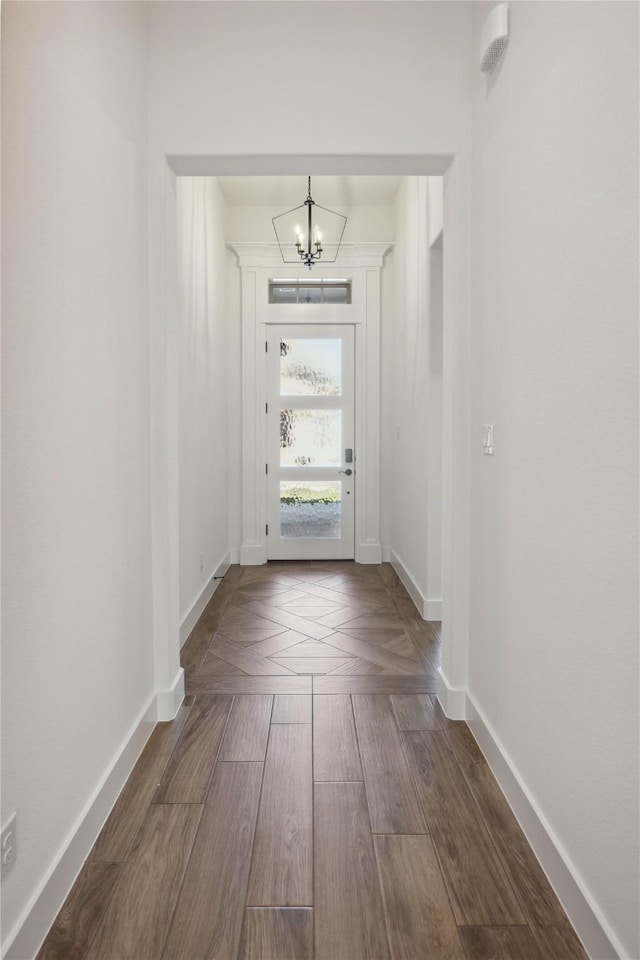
xmin=216 ymin=175 xmax=403 ymax=208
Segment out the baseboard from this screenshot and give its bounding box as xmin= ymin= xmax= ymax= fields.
xmin=425 ymin=598 xmax=442 ymax=620
xmin=388 ymin=550 xmax=441 ymax=620
xmin=240 ymin=543 xmax=266 ymax=565
xmin=381 ymin=546 xmax=391 ymax=562
xmin=389 ymin=550 xmax=423 ymax=614
xmin=463 ymin=692 xmax=623 ymax=960
xmin=155 ymin=667 xmax=185 ymax=721
xmin=179 ymin=553 xmax=231 ymax=648
xmin=436 ymin=666 xmax=467 ymax=719
xmin=356 ymin=542 xmax=383 ymax=564
xmin=3 ymin=695 xmax=157 ymax=960
xmin=229 ymin=547 xmax=240 ymax=565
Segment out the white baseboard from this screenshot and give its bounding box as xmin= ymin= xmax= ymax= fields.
xmin=179 ymin=552 xmax=231 ymax=648
xmin=389 ymin=550 xmax=423 ymax=614
xmin=425 ymin=598 xmax=442 ymax=620
xmin=436 ymin=666 xmax=467 ymax=719
xmin=155 ymin=667 xmax=185 ymax=721
xmin=4 ymin=695 xmax=157 ymax=960
xmin=229 ymin=547 xmax=240 ymax=565
xmin=434 ymin=675 xmax=622 ymax=960
xmin=214 ymin=554 xmax=232 ymax=580
xmin=381 ymin=546 xmax=391 ymax=562
xmin=466 ymin=693 xmax=623 ymax=960
xmin=356 ymin=542 xmax=383 ymax=564
xmin=240 ymin=543 xmax=266 ymax=565
xmin=388 ymin=550 xmax=442 ymax=621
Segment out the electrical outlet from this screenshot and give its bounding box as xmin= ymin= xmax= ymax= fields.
xmin=1 ymin=813 xmax=17 ymax=881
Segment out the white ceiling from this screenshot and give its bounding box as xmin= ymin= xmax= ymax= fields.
xmin=216 ymin=175 xmax=403 ymax=208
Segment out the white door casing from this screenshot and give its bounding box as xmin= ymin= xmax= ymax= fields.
xmin=230 ymin=243 xmax=391 ymax=565
xmin=266 ymin=324 xmax=355 ymax=560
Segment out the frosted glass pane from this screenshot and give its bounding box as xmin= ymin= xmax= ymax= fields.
xmin=280 ymin=482 xmax=342 ymax=539
xmin=280 ymin=338 xmax=341 ymax=396
xmin=280 ymin=410 xmax=341 ymax=467
xmin=271 ymin=286 xmax=297 ymax=303
xmin=298 ymin=286 xmax=322 ymax=303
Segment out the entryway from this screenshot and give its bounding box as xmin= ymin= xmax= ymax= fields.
xmin=266 ymin=324 xmax=355 ymax=560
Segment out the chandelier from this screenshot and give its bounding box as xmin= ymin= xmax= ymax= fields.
xmin=272 ymin=177 xmax=347 ymax=270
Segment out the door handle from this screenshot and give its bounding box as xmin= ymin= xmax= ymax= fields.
xmin=339 ymin=469 xmax=353 ymax=476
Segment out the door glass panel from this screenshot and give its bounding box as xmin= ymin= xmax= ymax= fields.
xmin=280 ymin=338 xmax=341 ymax=396
xmin=280 ymin=482 xmax=342 ymax=539
xmin=280 ymin=409 xmax=341 ymax=467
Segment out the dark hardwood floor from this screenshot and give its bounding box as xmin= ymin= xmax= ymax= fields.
xmin=37 ymin=562 xmax=588 ymax=960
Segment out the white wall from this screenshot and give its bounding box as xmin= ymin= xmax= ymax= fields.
xmin=469 ymin=4 xmax=639 ymax=958
xmin=177 ymin=178 xmax=230 ymax=626
xmin=386 ymin=177 xmax=442 ymax=611
xmin=1 ymin=1 xmax=152 ymax=953
xmin=148 ymin=2 xmax=472 ymax=158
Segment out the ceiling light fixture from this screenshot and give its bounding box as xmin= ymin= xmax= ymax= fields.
xmin=272 ymin=177 xmax=347 ymax=270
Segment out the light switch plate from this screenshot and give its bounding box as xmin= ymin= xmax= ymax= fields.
xmin=483 ymin=424 xmax=494 ymax=455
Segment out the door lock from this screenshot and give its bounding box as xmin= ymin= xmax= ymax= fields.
xmin=339 ymin=469 xmax=353 ymax=476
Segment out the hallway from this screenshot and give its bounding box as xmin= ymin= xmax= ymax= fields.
xmin=38 ymin=562 xmax=587 ymax=960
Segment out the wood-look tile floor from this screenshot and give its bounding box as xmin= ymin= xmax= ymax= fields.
xmin=38 ymin=562 xmax=589 ymax=960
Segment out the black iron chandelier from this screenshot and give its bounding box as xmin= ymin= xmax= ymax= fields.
xmin=272 ymin=177 xmax=347 ymax=270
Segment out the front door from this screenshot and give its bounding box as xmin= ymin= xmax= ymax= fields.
xmin=266 ymin=324 xmax=355 ymax=560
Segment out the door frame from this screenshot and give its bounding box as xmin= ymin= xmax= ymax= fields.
xmin=228 ymin=242 xmax=391 ymax=566
xmin=151 ymin=153 xmax=471 ymax=725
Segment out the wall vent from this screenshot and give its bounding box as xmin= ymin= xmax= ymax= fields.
xmin=479 ymin=3 xmax=510 ymax=73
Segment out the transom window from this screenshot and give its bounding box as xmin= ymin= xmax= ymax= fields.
xmin=269 ymin=279 xmax=352 ymax=305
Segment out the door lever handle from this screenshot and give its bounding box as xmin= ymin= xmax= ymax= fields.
xmin=339 ymin=469 xmax=353 ymax=476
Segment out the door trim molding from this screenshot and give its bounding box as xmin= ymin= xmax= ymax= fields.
xmin=230 ymin=242 xmax=391 ymax=565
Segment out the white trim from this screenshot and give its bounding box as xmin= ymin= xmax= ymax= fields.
xmin=436 ymin=666 xmax=467 ymax=720
xmin=381 ymin=546 xmax=392 ymax=562
xmin=231 ymin=243 xmax=389 ymax=567
xmin=425 ymin=598 xmax=443 ymax=620
xmin=466 ymin=693 xmax=623 ymax=960
xmin=229 ymin=547 xmax=240 ymax=565
xmin=227 ymin=241 xmax=392 ymax=270
xmin=388 ymin=549 xmax=441 ymax=620
xmin=389 ymin=550 xmax=423 ymax=614
xmin=155 ymin=668 xmax=185 ymax=722
xmin=169 ymin=155 xmax=452 ymax=177
xmin=3 ymin=697 xmax=157 ymax=960
xmin=179 ymin=553 xmax=231 ymax=647
xmin=240 ymin=543 xmax=267 ymax=566
xmin=215 ymin=554 xmax=232 ymax=580
xmin=434 ymin=676 xmax=624 ymax=960
xmin=356 ymin=543 xmax=383 ymax=564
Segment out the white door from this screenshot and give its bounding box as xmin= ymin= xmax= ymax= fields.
xmin=266 ymin=324 xmax=355 ymax=560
